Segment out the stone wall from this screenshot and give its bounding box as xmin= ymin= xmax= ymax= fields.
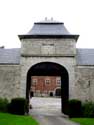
xmin=20 ymin=56 xmax=76 ymax=99
xmin=21 ymin=38 xmax=76 ymax=56
xmin=0 ymin=65 xmax=20 ymax=100
xmin=20 ymin=38 xmax=77 ymax=99
xmin=31 ymin=76 xmax=61 ymax=97
xmin=75 ymin=66 xmax=94 ymax=102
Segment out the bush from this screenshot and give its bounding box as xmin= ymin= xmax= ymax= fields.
xmin=8 ymin=98 xmax=28 ymax=115
xmin=0 ymin=98 xmax=9 ymax=112
xmin=82 ymin=102 xmax=94 ymax=117
xmin=68 ymin=99 xmax=82 ymax=118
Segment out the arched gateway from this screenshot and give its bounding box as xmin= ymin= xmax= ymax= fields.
xmin=1 ymin=18 xmax=94 ymax=115
xmin=26 ymin=62 xmax=69 ymax=114
xmin=19 ymin=19 xmax=79 ymax=114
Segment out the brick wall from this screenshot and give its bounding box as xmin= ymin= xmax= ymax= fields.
xmin=31 ymin=76 xmax=61 ymax=97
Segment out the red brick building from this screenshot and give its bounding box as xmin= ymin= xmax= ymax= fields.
xmin=30 ymin=76 xmax=61 ymax=97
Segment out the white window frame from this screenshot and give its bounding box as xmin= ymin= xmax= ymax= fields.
xmin=45 ymin=79 xmax=50 ymax=84
xmin=56 ymin=77 xmax=61 ymax=85
xmin=32 ymin=79 xmax=37 ymax=85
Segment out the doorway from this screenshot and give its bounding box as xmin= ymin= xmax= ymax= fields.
xmin=55 ymin=88 xmax=61 ymax=97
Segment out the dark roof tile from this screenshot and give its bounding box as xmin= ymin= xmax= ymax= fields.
xmin=0 ymin=48 xmax=94 ymax=65
xmin=76 ymin=49 xmax=94 ymax=65
xmin=18 ymin=20 xmax=79 ymax=40
xmin=28 ymin=23 xmax=70 ymax=35
xmin=0 ymin=48 xmax=20 ymax=64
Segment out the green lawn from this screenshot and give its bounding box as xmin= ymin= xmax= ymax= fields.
xmin=0 ymin=112 xmax=38 ymax=125
xmin=71 ymin=118 xmax=94 ymax=125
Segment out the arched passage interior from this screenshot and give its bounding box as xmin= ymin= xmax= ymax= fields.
xmin=26 ymin=62 xmax=69 ymax=114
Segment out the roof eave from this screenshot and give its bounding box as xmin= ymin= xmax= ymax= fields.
xmin=18 ymin=34 xmax=79 ymax=41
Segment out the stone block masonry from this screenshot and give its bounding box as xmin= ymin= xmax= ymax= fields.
xmin=0 ymin=65 xmax=20 ymax=100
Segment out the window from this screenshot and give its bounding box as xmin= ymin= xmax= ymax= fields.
xmin=56 ymin=77 xmax=61 ymax=84
xmin=45 ymin=79 xmax=50 ymax=84
xmin=32 ymin=79 xmax=37 ymax=85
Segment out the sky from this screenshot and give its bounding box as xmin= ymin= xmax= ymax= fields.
xmin=0 ymin=0 xmax=94 ymax=48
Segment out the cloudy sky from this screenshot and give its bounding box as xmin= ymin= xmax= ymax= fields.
xmin=0 ymin=0 xmax=94 ymax=48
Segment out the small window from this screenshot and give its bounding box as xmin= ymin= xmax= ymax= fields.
xmin=56 ymin=77 xmax=61 ymax=84
xmin=45 ymin=79 xmax=50 ymax=84
xmin=32 ymin=79 xmax=37 ymax=85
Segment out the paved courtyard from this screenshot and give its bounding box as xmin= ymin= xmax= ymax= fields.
xmin=29 ymin=97 xmax=79 ymax=125
xmin=29 ymin=97 xmax=62 ymax=116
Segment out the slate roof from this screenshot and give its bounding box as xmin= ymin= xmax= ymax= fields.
xmin=18 ymin=20 xmax=79 ymax=40
xmin=0 ymin=48 xmax=94 ymax=65
xmin=0 ymin=48 xmax=20 ymax=64
xmin=28 ymin=22 xmax=70 ymax=35
xmin=0 ymin=20 xmax=93 ymax=65
xmin=76 ymin=49 xmax=94 ymax=65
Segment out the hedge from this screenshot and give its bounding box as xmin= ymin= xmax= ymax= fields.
xmin=68 ymin=99 xmax=82 ymax=118
xmin=8 ymin=98 xmax=28 ymax=115
xmin=82 ymin=102 xmax=94 ymax=117
xmin=0 ymin=98 xmax=9 ymax=113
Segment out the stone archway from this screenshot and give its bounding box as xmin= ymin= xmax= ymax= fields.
xmin=26 ymin=62 xmax=69 ymax=114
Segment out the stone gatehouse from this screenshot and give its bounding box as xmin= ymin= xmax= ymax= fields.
xmin=0 ymin=19 xmax=94 ymax=103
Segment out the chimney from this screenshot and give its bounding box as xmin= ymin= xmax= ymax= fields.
xmin=0 ymin=46 xmax=4 ymax=49
xmin=45 ymin=17 xmax=47 ymax=21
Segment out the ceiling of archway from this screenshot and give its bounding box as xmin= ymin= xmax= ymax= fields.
xmin=28 ymin=62 xmax=68 ymax=76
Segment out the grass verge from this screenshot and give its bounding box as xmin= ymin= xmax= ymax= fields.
xmin=0 ymin=112 xmax=38 ymax=125
xmin=71 ymin=118 xmax=94 ymax=125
